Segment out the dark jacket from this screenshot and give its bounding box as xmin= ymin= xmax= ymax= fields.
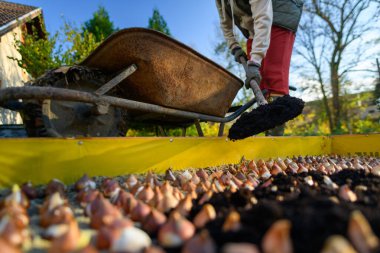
xmin=222 ymin=0 xmax=303 ymax=38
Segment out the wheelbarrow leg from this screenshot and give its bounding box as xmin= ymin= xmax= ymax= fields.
xmin=195 ymin=120 xmax=204 ymax=137
xmin=158 ymin=126 xmax=167 ymax=136
xmin=218 ymin=123 xmax=225 ymax=137
xmin=181 ymin=127 xmax=186 ymax=137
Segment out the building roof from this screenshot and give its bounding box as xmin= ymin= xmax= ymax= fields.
xmin=0 ymin=1 xmax=41 ymax=36
xmin=0 ymin=1 xmax=38 ymax=26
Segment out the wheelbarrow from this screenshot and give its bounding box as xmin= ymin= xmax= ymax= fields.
xmin=0 ymin=28 xmax=263 ymax=137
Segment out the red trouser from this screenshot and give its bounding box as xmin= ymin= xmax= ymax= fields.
xmin=247 ymin=25 xmax=296 ymax=95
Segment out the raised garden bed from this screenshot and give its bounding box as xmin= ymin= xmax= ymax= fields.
xmin=0 ymin=155 xmax=379 ymax=253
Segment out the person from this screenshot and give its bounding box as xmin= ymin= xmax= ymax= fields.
xmin=215 ymin=0 xmax=303 ymax=135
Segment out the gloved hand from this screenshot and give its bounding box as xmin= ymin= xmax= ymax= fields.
xmin=231 ymin=46 xmax=247 ymax=64
xmin=245 ymin=62 xmax=261 ymax=89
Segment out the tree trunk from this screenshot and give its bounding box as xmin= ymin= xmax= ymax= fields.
xmin=320 ymin=84 xmax=334 ymax=133
xmin=316 ymin=68 xmax=334 ymax=133
xmin=330 ymin=64 xmax=341 ymax=131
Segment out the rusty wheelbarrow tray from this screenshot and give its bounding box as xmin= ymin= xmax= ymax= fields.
xmin=0 ymin=28 xmax=259 ymax=137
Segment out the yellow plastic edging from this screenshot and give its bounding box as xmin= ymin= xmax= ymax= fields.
xmin=0 ymin=134 xmax=378 ymax=187
xmin=0 ymin=136 xmax=331 ymax=187
xmin=331 ymin=134 xmax=380 ymax=157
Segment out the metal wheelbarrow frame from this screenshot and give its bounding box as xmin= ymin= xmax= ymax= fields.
xmin=0 ymin=28 xmax=259 ymax=137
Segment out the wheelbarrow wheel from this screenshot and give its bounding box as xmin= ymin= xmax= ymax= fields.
xmin=33 ymin=66 xmax=128 ymax=137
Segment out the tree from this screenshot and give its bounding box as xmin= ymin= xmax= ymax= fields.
xmin=83 ymin=6 xmax=117 ymax=42
xmin=9 ymin=6 xmax=117 ymax=78
xmin=295 ymin=0 xmax=380 ymax=133
xmin=61 ymin=21 xmax=100 ymax=65
xmin=148 ymin=8 xmax=171 ymax=36
xmin=9 ymin=21 xmax=61 ymax=78
xmin=374 ymin=59 xmax=380 ymax=101
xmin=10 ymin=21 xmax=100 ymax=78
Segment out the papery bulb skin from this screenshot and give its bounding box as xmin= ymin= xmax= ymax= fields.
xmin=96 ymin=218 xmax=133 ymax=250
xmin=45 ymin=179 xmax=66 ymax=196
xmin=110 ymin=226 xmax=152 ymax=253
xmin=21 ymin=182 xmax=38 ymax=200
xmin=90 ymin=196 xmax=122 ymax=230
xmin=193 ymin=204 xmax=216 ymax=229
xmin=48 ymin=220 xmax=81 ymax=253
xmin=142 ymin=209 xmax=167 ymax=235
xmin=74 ymin=174 xmax=96 ymax=192
xmin=182 ymin=230 xmax=216 ymax=253
xmin=348 ymin=211 xmax=379 ymax=253
xmin=262 ymin=220 xmax=293 ymax=253
xmin=222 ymin=211 xmax=241 ymax=233
xmin=136 ymin=183 xmax=155 ymax=203
xmin=158 ymin=211 xmax=195 ymax=248
xmin=130 ymin=200 xmax=151 ymax=222
xmin=0 ymin=238 xmax=22 ymax=253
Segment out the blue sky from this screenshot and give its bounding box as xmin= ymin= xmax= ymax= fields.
xmin=9 ymin=0 xmax=222 ymax=60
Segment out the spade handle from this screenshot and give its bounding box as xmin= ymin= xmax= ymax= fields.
xmin=240 ymin=57 xmax=268 ymax=106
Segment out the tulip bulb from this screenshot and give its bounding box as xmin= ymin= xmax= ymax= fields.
xmin=259 ymin=167 xmax=271 ymax=180
xmin=339 ymin=185 xmax=357 ymax=202
xmin=40 ymin=192 xmax=66 ymax=215
xmin=348 ymin=211 xmax=379 ymax=253
xmin=0 ymin=215 xmax=28 ymax=247
xmin=0 ymin=238 xmax=22 ymax=253
xmin=193 ymin=204 xmax=216 ymax=228
xmin=321 ymin=235 xmax=357 ymax=253
xmin=191 ymin=173 xmax=201 ymax=185
xmin=222 ymin=243 xmax=260 ymax=253
xmin=182 ymin=230 xmax=216 ymax=253
xmin=173 ymin=187 xmax=185 ymax=201
xmin=48 ymin=220 xmax=80 ymax=253
xmin=262 ymin=220 xmax=293 ymax=253
xmin=145 ymin=171 xmax=155 ymax=185
xmin=222 ymin=211 xmax=241 ymax=232
xmin=77 ymin=189 xmax=100 ymax=207
xmin=136 ymin=183 xmax=154 ymax=203
xmin=40 ymin=205 xmax=74 ymax=228
xmin=182 ymin=170 xmax=193 ymax=182
xmin=102 ymin=179 xmax=120 ymax=199
xmin=165 ymin=169 xmax=177 ymax=182
xmin=196 ymin=170 xmax=209 ymax=182
xmin=144 ymin=246 xmax=166 ymax=253
xmin=156 ymin=191 xmax=179 ymax=213
xmin=130 ymin=200 xmax=151 ymax=222
xmin=96 ymin=218 xmax=133 ymax=250
xmin=4 ymin=185 xmax=29 ymax=209
xmin=142 ymin=209 xmax=167 ymax=235
xmin=148 ymin=186 xmax=164 ymax=207
xmin=125 ymin=175 xmax=139 ymax=190
xmin=21 ymin=182 xmax=38 ymax=200
xmin=111 ymin=226 xmax=152 ymax=253
xmin=43 ymin=223 xmax=70 ymax=240
xmin=161 ymin=181 xmax=174 ymax=194
xmin=198 ymin=190 xmax=213 ymax=205
xmin=74 ymin=174 xmax=96 ymax=192
xmin=45 ymin=179 xmax=66 ymax=196
xmin=158 ymin=211 xmax=195 ymax=247
xmin=0 ymin=203 xmax=29 ymax=229
xmin=110 ymin=190 xmax=135 ymax=214
xmin=90 ymin=196 xmax=122 ymax=229
xmin=271 ymin=164 xmax=283 ymax=176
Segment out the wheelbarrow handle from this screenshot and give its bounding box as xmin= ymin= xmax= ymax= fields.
xmin=240 ymin=57 xmax=268 ymax=106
